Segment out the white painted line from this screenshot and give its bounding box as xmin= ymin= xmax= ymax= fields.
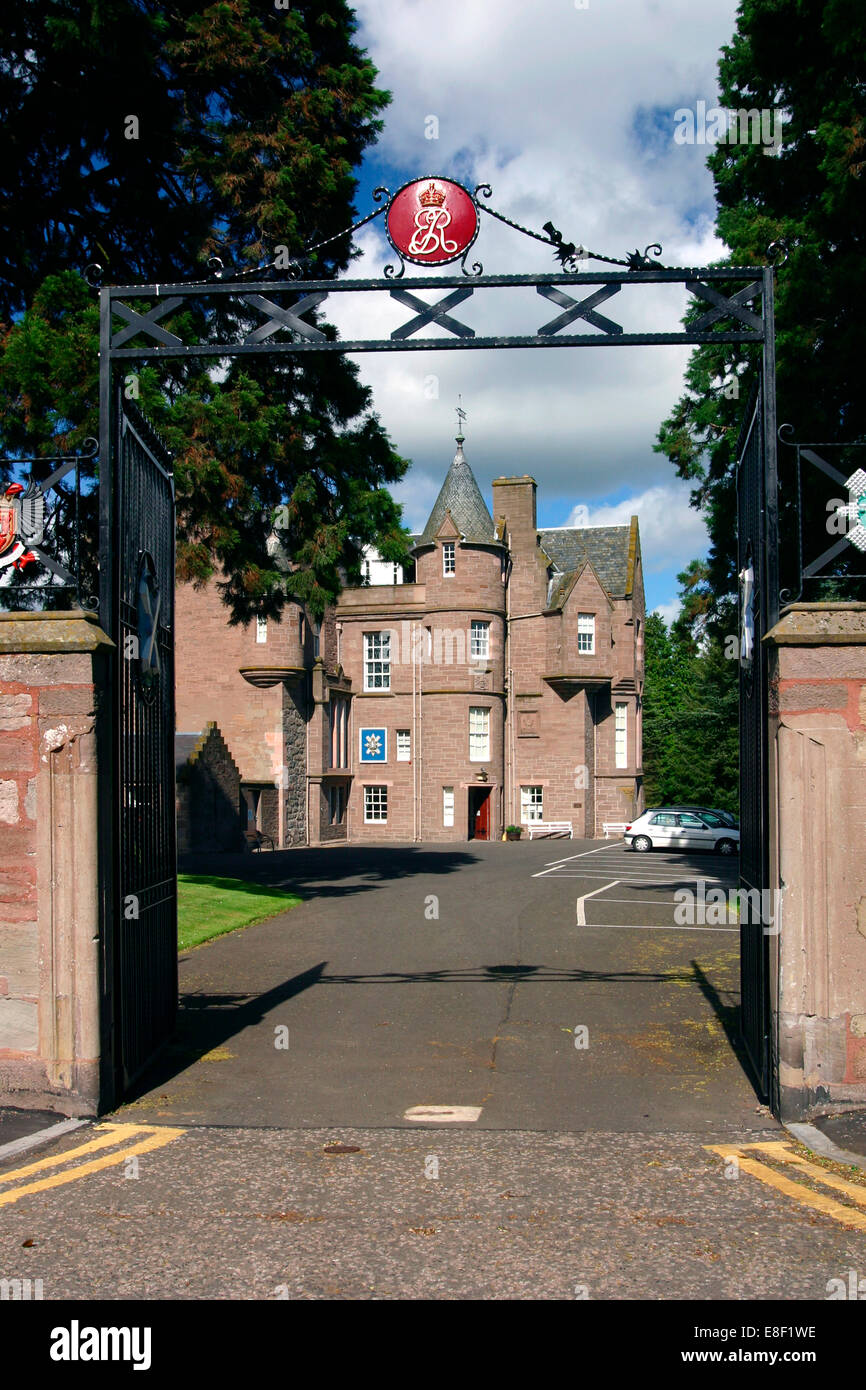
xmin=534 ymin=844 xmax=617 ymax=876
xmin=576 ymin=880 xmax=619 ymax=926
xmin=587 ymin=896 xmax=737 ymax=910
xmin=573 ymin=922 xmax=739 ymax=932
xmin=403 ymin=1105 xmax=482 ymax=1123
xmin=0 ymin=1117 xmax=87 ymax=1164
xmin=546 ymin=871 xmax=735 ymax=884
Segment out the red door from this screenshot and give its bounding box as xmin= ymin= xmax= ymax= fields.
xmin=472 ymin=789 xmax=491 ymax=841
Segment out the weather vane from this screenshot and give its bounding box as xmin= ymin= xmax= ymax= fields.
xmin=456 ymin=395 xmax=467 ymax=436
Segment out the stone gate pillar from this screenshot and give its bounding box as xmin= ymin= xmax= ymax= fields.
xmin=0 ymin=610 xmax=113 ymax=1115
xmin=766 ymin=603 xmax=866 ymax=1121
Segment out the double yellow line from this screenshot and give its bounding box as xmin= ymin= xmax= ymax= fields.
xmin=0 ymin=1123 xmax=186 ymax=1208
xmin=705 ymin=1140 xmax=866 ymax=1230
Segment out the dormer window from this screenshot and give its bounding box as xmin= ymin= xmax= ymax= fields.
xmin=578 ymin=613 xmax=595 ymax=654
xmin=443 ymin=541 xmax=456 ymax=576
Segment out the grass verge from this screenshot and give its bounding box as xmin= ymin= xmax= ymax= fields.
xmin=177 ymin=874 xmax=302 ymax=953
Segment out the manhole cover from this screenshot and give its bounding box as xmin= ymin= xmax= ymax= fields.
xmin=323 ymin=1143 xmax=361 ymax=1155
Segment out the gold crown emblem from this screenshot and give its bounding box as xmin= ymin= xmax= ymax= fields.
xmin=419 ymin=181 xmax=446 ymax=208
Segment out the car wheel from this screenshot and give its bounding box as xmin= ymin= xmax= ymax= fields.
xmin=716 ymin=838 xmax=736 ymax=856
xmin=632 ymin=835 xmax=652 ymax=853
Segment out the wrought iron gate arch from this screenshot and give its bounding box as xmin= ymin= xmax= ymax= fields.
xmin=97 ymin=177 xmax=779 ymax=1105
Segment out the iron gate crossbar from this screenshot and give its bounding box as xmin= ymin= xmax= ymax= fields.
xmin=102 ymin=267 xmax=769 ymax=358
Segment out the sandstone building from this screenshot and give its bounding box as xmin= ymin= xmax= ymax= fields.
xmin=175 ymin=434 xmax=645 ymax=846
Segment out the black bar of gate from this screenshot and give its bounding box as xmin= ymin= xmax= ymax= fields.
xmin=97 ymin=290 xmax=118 ymax=1105
xmin=761 ymin=265 xmax=779 ymax=1112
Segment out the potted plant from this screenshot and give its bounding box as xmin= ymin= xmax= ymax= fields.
xmin=504 ymin=825 xmax=523 ymax=841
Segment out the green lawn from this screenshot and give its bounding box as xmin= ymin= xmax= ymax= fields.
xmin=177 ymin=874 xmax=302 ymax=953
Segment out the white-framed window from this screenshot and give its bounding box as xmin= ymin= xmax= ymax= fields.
xmin=396 ymin=729 xmax=411 ymax=762
xmin=615 ymin=701 xmax=628 ymax=769
xmin=313 ymin=621 xmax=320 ymax=659
xmin=364 ymin=785 xmax=388 ymax=822
xmin=329 ymin=696 xmax=349 ymax=769
xmin=578 ymin=613 xmax=595 ymax=654
xmin=256 ymin=616 xmax=267 ymax=644
xmin=443 ymin=541 xmax=456 ymax=576
xmin=443 ymin=786 xmax=454 ymax=827
xmin=469 ymin=706 xmax=490 ymax=761
xmin=327 ymin=784 xmax=346 ymax=825
xmin=470 ymin=620 xmax=490 ymax=660
xmin=520 ymin=785 xmax=543 ymax=823
xmin=364 ymin=630 xmax=391 ymax=690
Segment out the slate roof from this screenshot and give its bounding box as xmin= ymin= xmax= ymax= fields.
xmin=416 ymin=438 xmax=497 ymax=547
xmin=539 ymin=524 xmax=635 ymax=601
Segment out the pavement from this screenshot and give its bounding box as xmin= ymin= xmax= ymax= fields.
xmin=2 ymin=838 xmax=865 ymax=1304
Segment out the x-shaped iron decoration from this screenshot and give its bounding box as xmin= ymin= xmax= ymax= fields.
xmin=536 ymin=283 xmax=623 ymax=336
xmin=111 ymin=298 xmax=185 ymax=349
xmin=10 ymin=455 xmax=80 ymax=585
xmin=799 ymin=448 xmax=854 ymax=577
xmin=686 ymin=281 xmax=763 ymax=334
xmin=138 ymin=576 xmax=162 ymax=677
xmin=242 ymin=293 xmax=329 ymax=344
xmin=389 ymin=287 xmax=475 ymax=340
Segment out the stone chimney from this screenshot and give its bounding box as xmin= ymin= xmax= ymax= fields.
xmin=492 ymin=475 xmax=542 ymax=610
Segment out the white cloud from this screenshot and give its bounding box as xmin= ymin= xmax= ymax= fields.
xmin=566 ymin=481 xmax=709 ymax=575
xmin=653 ymin=599 xmax=682 ymax=627
xmin=339 ymin=0 xmax=740 ymax=509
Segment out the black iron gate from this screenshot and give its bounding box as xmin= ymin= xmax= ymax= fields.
xmin=100 ymin=396 xmax=177 ymax=1101
xmin=95 ymin=181 xmax=780 ymax=1108
xmin=736 ymin=388 xmax=772 ymax=1098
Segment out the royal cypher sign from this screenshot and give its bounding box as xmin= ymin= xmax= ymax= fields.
xmin=386 ymin=177 xmax=479 ymax=267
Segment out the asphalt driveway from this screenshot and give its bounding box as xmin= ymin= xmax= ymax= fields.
xmin=113 ymin=839 xmax=769 ymax=1134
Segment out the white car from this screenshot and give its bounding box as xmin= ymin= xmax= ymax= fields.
xmin=624 ymin=808 xmax=740 ymax=856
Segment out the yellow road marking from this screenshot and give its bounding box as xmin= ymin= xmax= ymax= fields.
xmin=738 ymin=1141 xmax=866 ymax=1208
xmin=0 ymin=1123 xmax=185 ymax=1208
xmin=0 ymin=1124 xmax=155 ymax=1183
xmin=706 ymin=1141 xmax=866 ymax=1231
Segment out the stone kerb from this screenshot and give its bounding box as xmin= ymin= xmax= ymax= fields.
xmin=0 ymin=610 xmax=113 ymax=1114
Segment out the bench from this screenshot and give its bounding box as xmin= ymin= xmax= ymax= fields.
xmin=244 ymin=828 xmax=275 ymax=852
xmin=602 ymin=822 xmax=629 ymax=838
xmin=526 ymin=821 xmax=573 ymax=840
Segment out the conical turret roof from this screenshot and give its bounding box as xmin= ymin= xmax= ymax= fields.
xmin=417 ymin=435 xmax=497 ymax=546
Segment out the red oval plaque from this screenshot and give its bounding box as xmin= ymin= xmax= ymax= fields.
xmin=386 ymin=178 xmax=479 ymax=266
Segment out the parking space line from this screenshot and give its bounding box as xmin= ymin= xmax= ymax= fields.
xmin=534 ymin=844 xmax=621 ymax=876
xmin=575 ymin=880 xmax=619 ymax=925
xmin=549 ymin=872 xmax=736 ymax=885
xmin=576 ymin=922 xmax=738 ymax=932
xmin=588 ymin=896 xmax=733 ymax=906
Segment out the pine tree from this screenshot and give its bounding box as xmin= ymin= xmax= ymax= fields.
xmin=655 ymin=0 xmax=866 ymax=620
xmin=0 ymin=0 xmax=410 ymax=618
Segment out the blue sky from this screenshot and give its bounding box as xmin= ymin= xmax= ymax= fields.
xmin=330 ymin=0 xmax=742 ymax=623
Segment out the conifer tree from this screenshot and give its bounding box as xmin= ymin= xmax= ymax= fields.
xmin=0 ymin=0 xmax=410 ymax=618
